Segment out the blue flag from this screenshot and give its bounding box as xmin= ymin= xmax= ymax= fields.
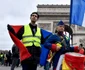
xmin=40 ymin=29 xmax=52 ymax=66
xmin=70 ymin=0 xmax=85 ymax=27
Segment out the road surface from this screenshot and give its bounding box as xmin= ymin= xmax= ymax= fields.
xmin=0 ymin=65 xmax=52 ymax=70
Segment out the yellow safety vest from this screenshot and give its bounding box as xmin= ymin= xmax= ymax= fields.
xmin=22 ymin=25 xmax=41 ymax=47
xmin=0 ymin=54 xmax=3 ymax=57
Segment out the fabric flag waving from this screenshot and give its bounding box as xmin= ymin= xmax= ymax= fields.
xmin=40 ymin=29 xmax=52 ymax=66
xmin=7 ymin=25 xmax=31 ymax=62
xmin=70 ymin=0 xmax=85 ymax=27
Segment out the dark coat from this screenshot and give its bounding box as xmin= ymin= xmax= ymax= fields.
xmin=12 ymin=44 xmax=19 ymax=58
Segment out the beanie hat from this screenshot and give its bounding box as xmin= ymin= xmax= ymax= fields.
xmin=57 ymin=20 xmax=64 ymax=26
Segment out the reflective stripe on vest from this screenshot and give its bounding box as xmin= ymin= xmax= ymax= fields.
xmin=22 ymin=25 xmax=41 ymax=47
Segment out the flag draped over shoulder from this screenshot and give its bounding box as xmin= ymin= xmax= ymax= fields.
xmin=40 ymin=29 xmax=52 ymax=66
xmin=70 ymin=0 xmax=85 ymax=27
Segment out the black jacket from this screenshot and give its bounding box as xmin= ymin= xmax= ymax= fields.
xmin=12 ymin=44 xmax=19 ymax=58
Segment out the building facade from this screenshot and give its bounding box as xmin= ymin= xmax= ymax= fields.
xmin=37 ymin=4 xmax=85 ymax=46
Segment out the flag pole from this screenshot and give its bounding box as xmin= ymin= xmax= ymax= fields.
xmin=69 ymin=0 xmax=73 ymax=45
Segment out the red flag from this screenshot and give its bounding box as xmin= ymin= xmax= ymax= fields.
xmin=8 ymin=25 xmax=31 ymax=62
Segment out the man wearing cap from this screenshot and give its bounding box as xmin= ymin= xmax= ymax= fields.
xmin=44 ymin=20 xmax=79 ymax=70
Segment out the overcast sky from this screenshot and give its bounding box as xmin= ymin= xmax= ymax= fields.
xmin=0 ymin=0 xmax=70 ymax=50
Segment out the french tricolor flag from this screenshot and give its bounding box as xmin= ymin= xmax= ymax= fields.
xmin=70 ymin=0 xmax=85 ymax=27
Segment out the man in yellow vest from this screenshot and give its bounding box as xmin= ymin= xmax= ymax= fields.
xmin=0 ymin=52 xmax=4 ymax=65
xmin=8 ymin=12 xmax=51 ymax=70
xmin=16 ymin=12 xmax=41 ymax=70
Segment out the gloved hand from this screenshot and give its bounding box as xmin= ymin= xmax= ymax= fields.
xmin=7 ymin=24 xmax=15 ymax=34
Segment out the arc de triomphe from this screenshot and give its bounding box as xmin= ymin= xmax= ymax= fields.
xmin=37 ymin=4 xmax=85 ymax=46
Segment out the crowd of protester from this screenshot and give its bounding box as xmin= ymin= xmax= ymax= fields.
xmin=0 ymin=50 xmax=20 ymax=67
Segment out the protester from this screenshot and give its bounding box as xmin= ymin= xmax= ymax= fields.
xmin=44 ymin=20 xmax=79 ymax=70
xmin=0 ymin=52 xmax=4 ymax=65
xmin=6 ymin=50 xmax=12 ymax=66
xmin=7 ymin=12 xmax=52 ymax=70
xmin=11 ymin=44 xmax=19 ymax=70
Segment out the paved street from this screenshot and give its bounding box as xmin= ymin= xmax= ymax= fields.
xmin=0 ymin=66 xmax=22 ymax=70
xmin=0 ymin=65 xmax=52 ymax=70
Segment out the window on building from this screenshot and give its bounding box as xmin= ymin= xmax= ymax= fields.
xmin=38 ymin=23 xmax=51 ymax=31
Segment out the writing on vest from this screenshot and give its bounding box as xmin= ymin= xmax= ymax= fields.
xmin=22 ymin=25 xmax=41 ymax=47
